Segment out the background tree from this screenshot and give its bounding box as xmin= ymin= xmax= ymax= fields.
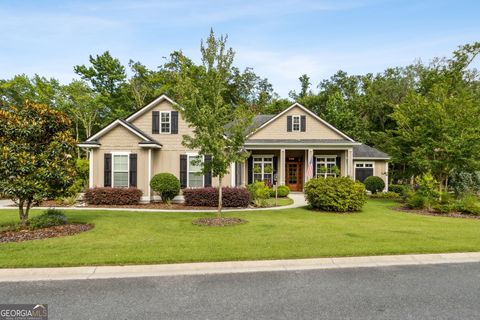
xmin=174 ymin=30 xmax=254 ymax=217
xmin=0 ymin=102 xmax=76 ymax=226
xmin=386 ymin=42 xmax=480 ymax=189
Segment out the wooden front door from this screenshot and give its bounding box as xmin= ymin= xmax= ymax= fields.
xmin=286 ymin=161 xmax=303 ymax=191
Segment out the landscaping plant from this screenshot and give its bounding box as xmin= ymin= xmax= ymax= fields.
xmin=28 ymin=209 xmax=68 ymax=230
xmin=0 ymin=102 xmax=77 ymax=227
xmin=84 ymin=187 xmax=142 ymax=205
xmin=363 ymin=176 xmax=385 ymax=194
xmin=304 ymin=177 xmax=367 ymax=212
xmin=150 ymin=173 xmax=181 ymax=203
xmin=183 ymin=187 xmax=250 ymax=207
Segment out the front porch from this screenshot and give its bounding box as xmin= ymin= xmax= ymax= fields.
xmin=239 ymin=145 xmax=355 ymax=191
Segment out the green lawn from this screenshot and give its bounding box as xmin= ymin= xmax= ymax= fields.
xmin=264 ymin=197 xmax=294 ymax=207
xmin=1 ymin=199 xmax=480 ymax=268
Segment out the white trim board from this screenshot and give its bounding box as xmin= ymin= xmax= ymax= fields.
xmin=86 ymin=119 xmax=151 ymax=142
xmin=126 ymin=94 xmax=179 ymax=122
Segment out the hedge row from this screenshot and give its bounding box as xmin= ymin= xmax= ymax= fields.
xmin=183 ymin=187 xmax=250 ymax=207
xmin=84 ymin=187 xmax=143 ymax=205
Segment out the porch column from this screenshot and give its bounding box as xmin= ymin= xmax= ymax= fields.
xmin=279 ymin=149 xmax=286 ymax=185
xmin=147 ymin=148 xmax=152 ymax=199
xmin=88 ymin=149 xmax=94 ymax=188
xmin=306 ymin=148 xmax=313 ymax=183
xmin=347 ymin=148 xmax=354 ymax=177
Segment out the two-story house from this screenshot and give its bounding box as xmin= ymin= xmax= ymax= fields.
xmin=78 ymin=94 xmax=390 ymax=202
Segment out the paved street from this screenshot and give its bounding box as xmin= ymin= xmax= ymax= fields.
xmin=1 ymin=262 xmax=480 ymax=319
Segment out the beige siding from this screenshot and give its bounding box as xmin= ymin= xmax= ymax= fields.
xmin=92 ymin=125 xmax=149 ymax=195
xmin=353 ymin=160 xmax=388 ymax=186
xmin=130 ymin=100 xmax=194 ymax=152
xmin=249 ymin=105 xmax=345 ymax=140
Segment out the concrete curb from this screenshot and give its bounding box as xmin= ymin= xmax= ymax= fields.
xmin=1 ymin=252 xmax=479 ymax=282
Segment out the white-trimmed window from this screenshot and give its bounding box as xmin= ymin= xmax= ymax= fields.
xmin=316 ymin=156 xmax=338 ymax=178
xmin=292 ymin=115 xmax=301 ymax=132
xmin=355 ymin=163 xmax=374 ymax=169
xmin=160 ymin=111 xmax=170 ymax=133
xmin=253 ymin=156 xmax=273 ymax=185
xmin=188 ymin=155 xmax=204 ymax=188
xmin=113 ymin=153 xmax=129 ymax=187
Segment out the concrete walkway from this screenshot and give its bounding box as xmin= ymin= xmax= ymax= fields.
xmin=1 ymin=252 xmax=479 ymax=282
xmin=0 ymin=193 xmax=308 ymax=212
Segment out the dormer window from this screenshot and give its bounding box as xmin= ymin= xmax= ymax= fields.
xmin=160 ymin=111 xmax=170 ymax=133
xmin=292 ymin=115 xmax=301 ymax=132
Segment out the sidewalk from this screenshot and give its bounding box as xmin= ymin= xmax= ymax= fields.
xmin=1 ymin=252 xmax=479 ymax=282
xmin=0 ymin=193 xmax=308 ymax=212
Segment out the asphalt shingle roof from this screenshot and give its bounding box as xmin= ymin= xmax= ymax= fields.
xmin=353 ymin=144 xmax=390 ymax=159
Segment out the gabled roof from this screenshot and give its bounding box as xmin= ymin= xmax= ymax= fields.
xmin=82 ymin=119 xmax=162 ymax=147
xmin=247 ymin=102 xmax=355 ymax=142
xmin=353 ymin=144 xmax=390 ymax=159
xmin=125 ymin=94 xmax=178 ymax=122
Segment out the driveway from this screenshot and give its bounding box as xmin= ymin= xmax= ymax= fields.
xmin=1 ymin=262 xmax=479 ymax=319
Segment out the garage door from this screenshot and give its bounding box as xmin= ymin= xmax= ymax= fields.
xmin=355 ymin=163 xmax=374 ymax=182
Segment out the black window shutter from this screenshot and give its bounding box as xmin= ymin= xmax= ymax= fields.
xmin=152 ymin=111 xmax=159 ymax=134
xmin=301 ymin=115 xmax=306 ymax=132
xmin=287 ymin=116 xmax=292 ymax=132
xmin=104 ymin=153 xmax=112 ymax=187
xmin=336 ymin=156 xmax=341 ymax=175
xmin=235 ymin=162 xmax=242 ymax=186
xmin=129 ymin=153 xmax=137 ymax=187
xmin=247 ymin=156 xmax=253 ymax=184
xmin=204 ymin=155 xmax=212 ymax=187
xmin=180 ymin=154 xmax=188 ymax=188
xmin=312 ymin=156 xmax=317 ymax=177
xmin=171 ymin=111 xmax=178 ymax=134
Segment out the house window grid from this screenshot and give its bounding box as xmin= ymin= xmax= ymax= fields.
xmin=160 ymin=111 xmax=171 ymax=133
xmin=316 ymin=156 xmax=337 ymax=178
xmin=112 ymin=152 xmax=130 ymax=188
xmin=253 ymin=156 xmax=274 ymax=185
xmin=187 ymin=154 xmax=204 ymax=188
xmin=292 ymin=115 xmax=301 ymax=132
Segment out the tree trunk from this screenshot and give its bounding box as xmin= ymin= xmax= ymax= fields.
xmin=218 ymin=176 xmax=223 ymax=218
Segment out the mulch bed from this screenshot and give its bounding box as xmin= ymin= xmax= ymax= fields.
xmin=0 ymin=224 xmax=93 ymax=243
xmin=394 ymin=206 xmax=480 ymax=220
xmin=192 ymin=217 xmax=247 ymax=227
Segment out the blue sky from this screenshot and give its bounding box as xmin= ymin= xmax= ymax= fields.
xmin=0 ymin=0 xmax=479 ymax=97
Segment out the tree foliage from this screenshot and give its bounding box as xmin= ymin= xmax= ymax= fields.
xmin=173 ymin=30 xmax=254 ymax=216
xmin=0 ymin=102 xmax=76 ymax=226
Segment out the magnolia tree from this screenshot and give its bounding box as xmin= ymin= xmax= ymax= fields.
xmin=0 ymin=102 xmax=76 ymax=226
xmin=174 ymin=30 xmax=254 ymax=217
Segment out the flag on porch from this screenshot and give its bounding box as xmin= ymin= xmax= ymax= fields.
xmin=307 ymin=156 xmax=314 ymax=178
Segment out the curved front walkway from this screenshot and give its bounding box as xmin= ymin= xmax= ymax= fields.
xmin=0 ymin=193 xmax=307 ymax=213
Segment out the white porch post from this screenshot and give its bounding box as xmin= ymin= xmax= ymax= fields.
xmin=88 ymin=149 xmax=94 ymax=188
xmin=148 ymin=148 xmax=152 ymax=200
xmin=385 ymin=162 xmax=389 ymax=192
xmin=347 ymin=148 xmax=354 ymax=177
xmin=279 ymin=149 xmax=286 ymax=185
xmin=230 ymin=162 xmax=236 ymax=186
xmin=306 ymin=149 xmax=313 ymax=183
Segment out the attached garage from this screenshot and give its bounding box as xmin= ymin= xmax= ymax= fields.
xmin=353 ymin=144 xmax=390 ymax=190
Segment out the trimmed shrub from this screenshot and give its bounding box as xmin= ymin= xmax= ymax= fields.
xmin=183 ymin=187 xmax=250 ymax=207
xmin=304 ymin=177 xmax=367 ymax=212
xmin=84 ymin=187 xmax=143 ymax=205
xmin=150 ymin=173 xmax=181 ymax=203
xmin=405 ymin=193 xmax=428 ymax=209
xmin=389 ymin=184 xmax=409 ymax=196
xmin=369 ymin=191 xmax=401 ymax=199
xmin=269 ymin=185 xmax=290 ymax=198
xmin=363 ymin=176 xmax=385 ymax=194
xmin=247 ymin=181 xmax=271 ymax=200
xmin=456 ymin=194 xmax=480 ymax=215
xmin=432 ymin=204 xmax=454 ymax=214
xmin=29 ymin=209 xmax=68 ymax=229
